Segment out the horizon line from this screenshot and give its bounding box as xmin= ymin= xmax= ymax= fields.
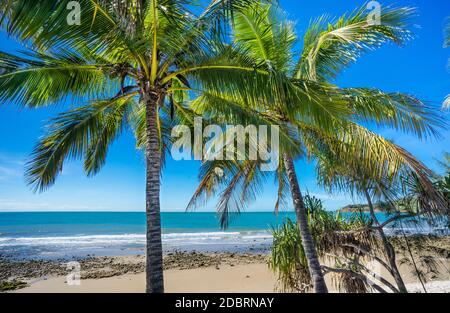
xmin=0 ymin=209 xmax=321 ymax=213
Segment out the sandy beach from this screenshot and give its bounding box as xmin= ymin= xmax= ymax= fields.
xmin=2 ymin=238 xmax=448 ymax=293
xmin=11 ymin=257 xmax=450 ymax=293
xmin=16 ymin=263 xmax=277 ymax=293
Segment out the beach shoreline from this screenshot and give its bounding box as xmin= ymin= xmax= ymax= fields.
xmin=1 ymin=235 xmax=449 ymax=293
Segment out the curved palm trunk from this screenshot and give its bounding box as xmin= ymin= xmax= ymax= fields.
xmin=283 ymin=154 xmax=328 ymax=293
xmin=145 ymin=93 xmax=164 ymax=293
xmin=363 ymin=189 xmax=407 ymax=293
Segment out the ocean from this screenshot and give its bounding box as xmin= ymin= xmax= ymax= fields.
xmin=0 ymin=212 xmax=447 ymax=259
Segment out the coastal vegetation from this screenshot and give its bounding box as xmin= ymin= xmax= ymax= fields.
xmin=270 ymin=196 xmax=447 ymax=293
xmin=436 ymin=153 xmax=450 ymax=201
xmin=0 ymin=0 xmax=448 ymax=294
xmin=0 ymin=280 xmax=27 ymax=292
xmin=187 ymin=2 xmax=448 ymax=293
xmin=269 ymin=195 xmax=374 ymax=293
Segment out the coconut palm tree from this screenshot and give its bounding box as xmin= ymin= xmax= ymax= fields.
xmin=187 ymin=2 xmax=445 ymax=293
xmin=0 ymin=0 xmax=288 ymax=293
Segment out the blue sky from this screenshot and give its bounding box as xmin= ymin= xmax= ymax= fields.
xmin=0 ymin=0 xmax=449 ymax=212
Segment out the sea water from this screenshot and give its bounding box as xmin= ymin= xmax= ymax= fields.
xmin=0 ymin=211 xmax=447 ymax=259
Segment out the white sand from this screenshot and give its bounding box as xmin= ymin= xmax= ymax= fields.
xmin=406 ymin=280 xmax=450 ymax=293
xmin=15 ymin=261 xmax=450 ymax=293
xmin=16 ymin=263 xmax=279 ymax=293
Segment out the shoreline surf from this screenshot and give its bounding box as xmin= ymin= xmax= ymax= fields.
xmin=0 ymin=212 xmax=448 ymax=260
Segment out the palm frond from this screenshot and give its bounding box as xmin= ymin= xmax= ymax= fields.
xmin=296 ymin=5 xmax=415 ymax=81
xmin=310 ymin=122 xmax=448 ymax=216
xmin=342 ymin=87 xmax=446 ymax=139
xmin=26 ymin=94 xmax=135 ymax=192
xmin=232 ymin=2 xmax=296 ymax=71
xmin=443 ymin=94 xmax=450 ymax=110
xmin=0 ymin=49 xmax=117 ymax=107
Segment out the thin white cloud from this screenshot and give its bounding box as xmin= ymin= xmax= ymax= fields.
xmin=307 ymin=192 xmax=348 ymax=201
xmin=0 ymin=151 xmax=26 ymax=165
xmin=0 ymin=199 xmax=50 ymax=211
xmin=0 ymin=198 xmax=114 ymax=212
xmin=0 ymin=166 xmax=19 ymax=179
xmin=0 ymin=151 xmax=26 ymax=180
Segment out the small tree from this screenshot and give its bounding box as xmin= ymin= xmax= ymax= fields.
xmin=269 ymin=194 xmax=391 ymax=293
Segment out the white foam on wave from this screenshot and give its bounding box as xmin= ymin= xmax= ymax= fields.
xmin=0 ymin=230 xmax=273 ymax=248
xmin=2 ymin=226 xmax=445 ymax=253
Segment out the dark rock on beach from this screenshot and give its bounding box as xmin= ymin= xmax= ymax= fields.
xmin=0 ymin=251 xmax=269 ymax=287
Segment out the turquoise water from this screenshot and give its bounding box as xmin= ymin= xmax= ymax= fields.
xmin=0 ymin=211 xmax=297 ymax=237
xmin=0 ymin=212 xmax=446 ymax=259
xmin=0 ymin=211 xmax=296 ymax=258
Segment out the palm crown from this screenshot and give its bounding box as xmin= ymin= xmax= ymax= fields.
xmin=0 ymin=0 xmax=297 ymax=293
xmin=0 ymin=0 xmax=260 ymax=189
xmin=188 ymin=2 xmax=445 ymax=223
xmin=186 ymin=2 xmax=447 ymax=293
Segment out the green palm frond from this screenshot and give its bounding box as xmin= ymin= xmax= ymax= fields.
xmin=0 ymin=1 xmax=136 ymax=56
xmin=312 ymin=123 xmax=447 ymax=216
xmin=84 ymin=98 xmax=134 ymax=176
xmin=187 ymin=159 xmax=269 ymax=229
xmin=227 ymin=4 xmax=354 ymax=130
xmin=26 ymin=93 xmax=135 ymax=192
xmin=175 ymin=45 xmax=354 ymax=133
xmin=0 ymin=49 xmax=115 ymax=107
xmin=216 ymin=162 xmax=255 ymax=229
xmin=342 ymin=87 xmax=446 ymax=139
xmin=310 ymin=123 xmax=427 ymax=184
xmin=233 ymin=2 xmax=296 ymax=71
xmin=296 ymin=4 xmax=415 ymax=81
xmin=200 ymin=0 xmax=275 ymax=38
xmin=436 ymin=173 xmax=450 ymax=201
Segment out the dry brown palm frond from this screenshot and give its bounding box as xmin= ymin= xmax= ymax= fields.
xmin=335 ymin=270 xmax=369 ymax=293
xmin=307 ymin=121 xmax=448 ymax=218
xmin=270 ymin=195 xmax=387 ymax=293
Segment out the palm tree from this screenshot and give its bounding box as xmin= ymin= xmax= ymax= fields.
xmin=317 ymin=163 xmax=409 ymax=293
xmin=187 ymin=2 xmax=445 ymax=293
xmin=0 ymin=0 xmax=281 ymax=293
xmin=315 ymin=133 xmax=449 ymax=292
xmin=270 ymin=194 xmax=376 ymax=293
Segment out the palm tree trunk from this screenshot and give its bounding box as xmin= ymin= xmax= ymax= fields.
xmin=399 ymin=221 xmax=427 ymax=293
xmin=363 ymin=189 xmax=407 ymax=293
xmin=145 ymin=92 xmax=164 ymax=293
xmin=283 ymin=154 xmax=328 ymax=293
